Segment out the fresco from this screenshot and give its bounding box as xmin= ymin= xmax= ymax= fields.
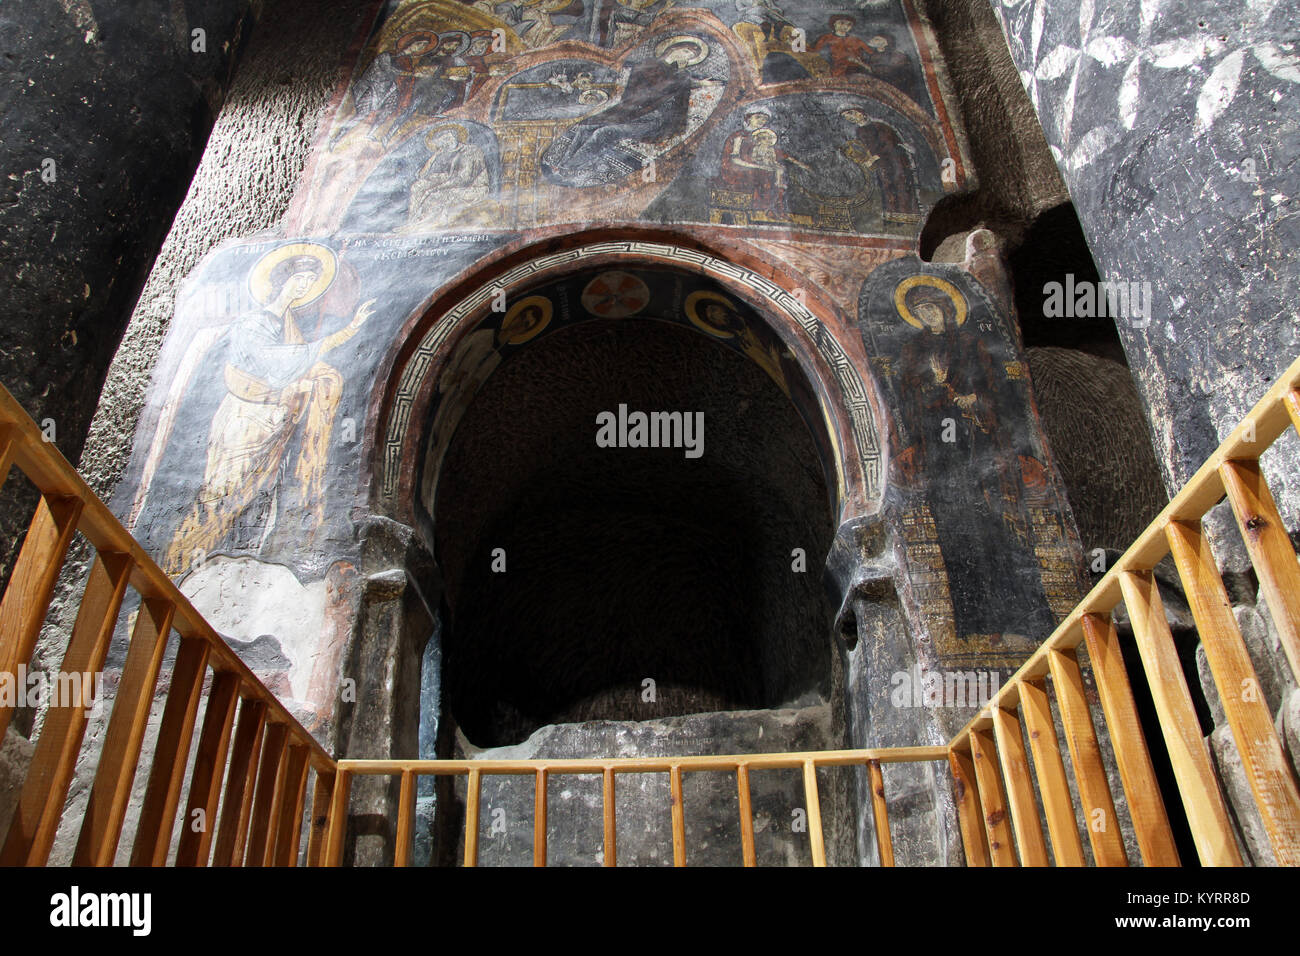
xmin=859 ymin=259 xmax=1084 ymax=667
xmin=116 ymin=235 xmax=501 ymax=723
xmin=110 ymin=0 xmax=1091 ymax=746
xmin=291 ymin=0 xmax=964 ymax=240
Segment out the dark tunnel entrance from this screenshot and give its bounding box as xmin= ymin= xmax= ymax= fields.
xmin=431 ymin=306 xmax=837 ymax=746
xmin=412 ymin=264 xmax=856 ymax=865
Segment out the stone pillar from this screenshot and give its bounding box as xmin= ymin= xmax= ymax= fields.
xmin=825 ymin=515 xmax=964 ymax=866
xmin=988 ymin=0 xmax=1300 ymax=511
xmin=334 ymin=517 xmax=439 ymax=865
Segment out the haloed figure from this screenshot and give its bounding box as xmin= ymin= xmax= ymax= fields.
xmin=897 ymin=279 xmax=1053 ymax=640
xmin=541 ymin=36 xmax=717 ymax=185
xmin=164 ymin=249 xmax=375 ymax=575
xmin=406 ymin=126 xmax=491 ymax=229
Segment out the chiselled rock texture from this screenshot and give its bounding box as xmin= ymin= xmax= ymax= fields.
xmin=992 ymin=0 xmax=1300 ymax=865
xmin=1026 ymin=345 xmax=1166 ymax=551
xmin=11 ymin=1 xmax=377 ymax=864
xmin=0 ymin=0 xmax=260 ymax=583
xmin=913 ymin=0 xmax=1070 ymax=251
xmin=989 ymin=0 xmax=1300 ymax=515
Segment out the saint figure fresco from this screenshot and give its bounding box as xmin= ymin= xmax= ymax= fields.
xmin=713 ymin=111 xmax=811 ymax=217
xmin=892 ymin=276 xmax=1054 ymax=640
xmin=154 ymin=244 xmax=374 ymax=576
xmin=405 ymin=124 xmax=492 ymax=229
xmin=812 ymin=15 xmax=870 ymax=78
xmin=840 ymin=108 xmax=920 ymax=225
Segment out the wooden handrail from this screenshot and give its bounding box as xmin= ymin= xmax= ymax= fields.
xmin=0 ymin=385 xmax=333 ymax=774
xmin=943 ymin=353 xmax=1300 ymax=867
xmin=330 ymin=747 xmax=949 ymax=867
xmin=0 ymin=383 xmax=332 ymax=867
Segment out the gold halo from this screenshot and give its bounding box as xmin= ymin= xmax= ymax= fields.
xmin=654 ymin=35 xmax=709 ymax=66
xmin=394 ymin=30 xmax=438 ymax=54
xmin=248 ymin=242 xmax=337 ymax=308
xmin=893 ymin=275 xmax=967 ymax=329
xmin=426 ymin=123 xmax=469 ymax=147
xmin=685 ymin=290 xmax=742 ymax=338
xmin=499 ymin=295 xmax=553 ymax=345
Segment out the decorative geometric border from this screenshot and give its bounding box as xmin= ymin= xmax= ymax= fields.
xmin=380 ymin=241 xmax=882 ymax=501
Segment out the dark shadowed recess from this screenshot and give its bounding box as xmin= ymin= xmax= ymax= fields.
xmin=428 ymin=318 xmax=836 ymax=747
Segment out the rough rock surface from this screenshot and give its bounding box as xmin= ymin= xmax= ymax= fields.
xmin=1027 ymin=346 xmax=1168 ymax=552
xmin=0 ymin=0 xmax=260 ymax=584
xmin=441 ymin=706 xmax=847 ymax=867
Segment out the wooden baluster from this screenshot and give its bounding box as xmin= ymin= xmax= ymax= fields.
xmin=394 ymin=768 xmax=415 ymax=868
xmin=1118 ymin=570 xmax=1241 ymax=865
xmin=1047 ymin=648 xmax=1128 ymax=866
xmin=245 ymin=722 xmax=289 ymax=866
xmin=866 ymin=759 xmax=894 ymax=867
xmin=130 ymin=636 xmax=210 ymax=866
xmin=174 ymin=670 xmax=241 ymax=866
xmin=602 ymin=767 xmax=617 ymax=868
xmin=1081 ymin=613 xmax=1180 ymax=865
xmin=1220 ymin=459 xmax=1300 ymax=686
xmin=73 ymin=598 xmax=173 ymax=866
xmin=324 ymin=769 xmax=352 ymax=867
xmin=0 ymin=495 xmax=83 ymax=744
xmin=1019 ymin=679 xmax=1086 ymax=866
xmin=305 ymin=769 xmax=335 ymax=867
xmin=736 ymin=763 xmax=756 ymax=867
xmin=534 ymin=767 xmax=548 ymax=867
xmin=212 ymin=699 xmax=267 ymax=867
xmin=991 ymin=705 xmax=1049 ymax=866
xmin=967 ymin=728 xmax=1017 ymax=866
xmin=948 ymin=746 xmax=989 ymax=866
xmin=1 ymin=551 xmax=130 ymax=865
xmin=803 ymin=759 xmax=827 ymax=867
xmin=1285 ymin=388 xmax=1300 ymax=435
xmin=464 ymin=768 xmax=482 ymax=867
xmin=1167 ymin=519 xmax=1300 ymax=864
xmin=669 ymin=764 xmax=686 ymax=867
xmin=274 ymin=744 xmax=310 ymax=866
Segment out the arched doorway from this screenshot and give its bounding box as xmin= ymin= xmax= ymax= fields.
xmin=370 ymin=241 xmax=888 ymax=865
xmin=436 ymin=313 xmax=836 ymax=747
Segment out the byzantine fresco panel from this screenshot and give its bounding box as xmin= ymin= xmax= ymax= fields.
xmin=290 ymin=0 xmax=966 ymax=240
xmin=110 ymin=0 xmax=1091 ymax=736
xmin=859 ymin=259 xmax=1087 ymax=668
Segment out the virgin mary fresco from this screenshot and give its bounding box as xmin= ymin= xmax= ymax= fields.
xmin=129 ymin=243 xmax=374 ymax=576
xmin=893 ymin=275 xmax=1054 ymax=641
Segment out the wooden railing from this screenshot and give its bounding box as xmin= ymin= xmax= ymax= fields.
xmin=943 ymin=357 xmax=1300 ymax=867
xmin=0 ymin=385 xmax=333 ymax=866
xmin=331 ymin=355 xmax=1300 ymax=867
xmin=328 ymin=748 xmax=948 ymax=867
xmin=3 ymin=352 xmax=1300 ymax=866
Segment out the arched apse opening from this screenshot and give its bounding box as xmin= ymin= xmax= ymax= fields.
xmin=373 ymin=239 xmax=886 ymax=524
xmin=370 ymin=239 xmax=889 ymax=865
xmin=435 ymin=304 xmax=835 ymax=746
